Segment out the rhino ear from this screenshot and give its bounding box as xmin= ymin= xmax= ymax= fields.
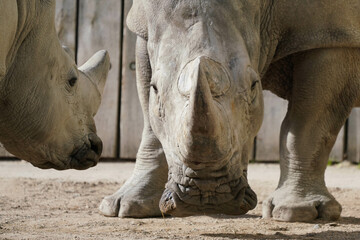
xmin=126 ymin=0 xmax=148 ymax=40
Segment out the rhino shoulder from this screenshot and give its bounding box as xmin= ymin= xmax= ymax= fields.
xmin=273 ymin=0 xmax=360 ymax=60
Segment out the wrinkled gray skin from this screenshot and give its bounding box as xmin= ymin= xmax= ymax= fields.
xmin=100 ymin=0 xmax=360 ymax=222
xmin=0 ymin=0 xmax=110 ymax=170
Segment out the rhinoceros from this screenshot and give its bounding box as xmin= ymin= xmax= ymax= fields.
xmin=0 ymin=0 xmax=110 ymax=170
xmin=100 ymin=0 xmax=360 ymax=222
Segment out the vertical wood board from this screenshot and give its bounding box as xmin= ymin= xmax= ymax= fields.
xmin=256 ymin=91 xmax=344 ymax=162
xmin=256 ymin=91 xmax=288 ymax=161
xmin=77 ymin=0 xmax=122 ymax=158
xmin=120 ymin=0 xmax=144 ymax=159
xmin=55 ymin=0 xmax=77 ymax=53
xmin=347 ymin=108 xmax=360 ymax=163
xmin=329 ymin=127 xmax=344 ymax=162
xmin=0 ymin=144 xmax=13 ymax=157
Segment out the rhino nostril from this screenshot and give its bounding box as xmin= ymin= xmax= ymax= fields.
xmin=88 ymin=133 xmax=103 ymax=156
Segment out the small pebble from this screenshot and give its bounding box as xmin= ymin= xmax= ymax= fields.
xmin=313 ymin=224 xmax=320 ymax=229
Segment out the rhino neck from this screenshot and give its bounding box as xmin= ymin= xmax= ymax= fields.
xmin=1 ymin=1 xmax=39 ymax=83
xmin=0 ymin=1 xmax=56 ymax=150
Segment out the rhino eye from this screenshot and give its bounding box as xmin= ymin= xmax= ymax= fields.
xmin=251 ymin=80 xmax=259 ymax=91
xmin=68 ymin=77 xmax=77 ymax=87
xmin=150 ymin=83 xmax=158 ymax=94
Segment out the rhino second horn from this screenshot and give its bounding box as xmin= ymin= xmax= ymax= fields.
xmin=79 ymin=50 xmax=110 ymax=96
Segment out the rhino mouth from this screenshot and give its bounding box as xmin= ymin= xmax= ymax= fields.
xmin=69 ymin=134 xmax=102 ymax=170
xmin=159 ymin=164 xmax=257 ymax=216
xmin=35 ymin=145 xmax=99 ymax=170
xmin=35 ymin=133 xmax=102 ymax=170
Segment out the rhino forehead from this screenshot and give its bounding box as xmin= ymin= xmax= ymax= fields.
xmin=150 ymin=1 xmax=257 ymax=27
xmin=128 ymin=0 xmax=261 ymax=40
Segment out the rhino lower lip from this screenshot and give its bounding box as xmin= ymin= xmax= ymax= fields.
xmin=70 ymin=157 xmax=97 ymax=170
xmin=35 ymin=161 xmax=66 ymax=170
xmin=69 ymin=143 xmax=99 ymax=170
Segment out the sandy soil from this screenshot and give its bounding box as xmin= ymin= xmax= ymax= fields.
xmin=1 ymin=161 xmax=360 ymax=240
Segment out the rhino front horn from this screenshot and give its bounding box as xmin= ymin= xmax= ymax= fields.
xmin=79 ymin=50 xmax=110 ymax=96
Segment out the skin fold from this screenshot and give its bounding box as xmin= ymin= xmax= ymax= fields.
xmin=0 ymin=0 xmax=110 ymax=170
xmin=100 ymin=0 xmax=360 ymax=222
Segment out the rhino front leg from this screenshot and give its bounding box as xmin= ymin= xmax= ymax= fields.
xmin=99 ymin=37 xmax=168 ymax=217
xmin=99 ymin=128 xmax=167 ymax=217
xmin=263 ymin=48 xmax=360 ymax=222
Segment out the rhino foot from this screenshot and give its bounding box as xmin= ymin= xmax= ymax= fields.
xmin=262 ymin=185 xmax=341 ymax=222
xmin=99 ymin=163 xmax=167 ymax=218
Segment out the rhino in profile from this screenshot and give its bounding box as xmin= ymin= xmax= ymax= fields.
xmin=100 ymin=0 xmax=360 ymax=222
xmin=0 ymin=0 xmax=110 ymax=170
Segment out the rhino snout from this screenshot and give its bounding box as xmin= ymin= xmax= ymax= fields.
xmin=69 ymin=133 xmax=103 ymax=170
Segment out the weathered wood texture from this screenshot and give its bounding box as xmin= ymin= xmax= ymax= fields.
xmin=256 ymin=91 xmax=345 ymax=162
xmin=256 ymin=91 xmax=288 ymax=161
xmin=119 ymin=0 xmax=143 ymax=159
xmin=347 ymin=108 xmax=360 ymax=163
xmin=0 ymin=144 xmax=13 ymax=157
xmin=77 ymin=0 xmax=122 ymax=158
xmin=330 ymin=127 xmax=345 ymax=162
xmin=55 ymin=0 xmax=76 ymax=53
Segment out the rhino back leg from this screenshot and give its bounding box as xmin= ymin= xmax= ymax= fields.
xmin=99 ymin=37 xmax=168 ymax=217
xmin=263 ymin=48 xmax=360 ymax=222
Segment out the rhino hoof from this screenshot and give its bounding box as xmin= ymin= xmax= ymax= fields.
xmin=262 ymin=187 xmax=342 ymax=222
xmin=99 ymin=195 xmax=120 ymax=217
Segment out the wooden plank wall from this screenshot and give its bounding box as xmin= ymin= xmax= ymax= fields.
xmin=348 ymin=109 xmax=360 ymax=163
xmin=0 ymin=1 xmax=357 ymax=162
xmin=119 ymin=0 xmax=143 ymax=159
xmin=77 ymin=0 xmax=122 ymax=158
xmin=256 ymin=91 xmax=288 ymax=161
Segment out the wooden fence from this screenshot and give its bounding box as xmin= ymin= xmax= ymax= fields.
xmin=1 ymin=0 xmax=359 ymax=163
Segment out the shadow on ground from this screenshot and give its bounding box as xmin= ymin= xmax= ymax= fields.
xmin=202 ymin=231 xmax=360 ymax=239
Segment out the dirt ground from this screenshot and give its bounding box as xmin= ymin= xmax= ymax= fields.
xmin=1 ymin=161 xmax=360 ymax=240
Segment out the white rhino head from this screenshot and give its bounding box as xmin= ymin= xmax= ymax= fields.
xmin=0 ymin=1 xmax=110 ymax=170
xmin=127 ymin=0 xmax=264 ymax=215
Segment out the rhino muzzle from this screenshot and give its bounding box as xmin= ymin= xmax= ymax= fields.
xmin=36 ymin=133 xmax=103 ymax=170
xmin=69 ymin=133 xmax=103 ymax=170
xmin=159 ymin=169 xmax=257 ymax=217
